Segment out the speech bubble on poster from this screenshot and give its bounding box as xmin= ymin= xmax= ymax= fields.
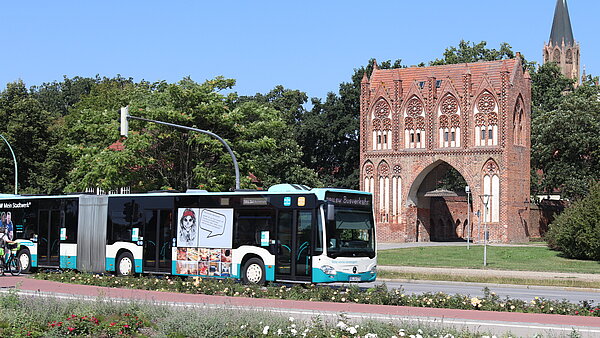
xmin=199 ymin=209 xmax=226 ymax=238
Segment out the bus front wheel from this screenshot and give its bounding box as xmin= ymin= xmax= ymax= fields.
xmin=116 ymin=252 xmax=134 ymax=276
xmin=242 ymin=258 xmax=265 ymax=285
xmin=17 ymin=249 xmax=32 ymax=274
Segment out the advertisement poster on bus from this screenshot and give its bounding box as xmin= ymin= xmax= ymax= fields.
xmin=176 ymin=208 xmax=233 ymax=248
xmin=175 ymin=247 xmax=232 ymax=277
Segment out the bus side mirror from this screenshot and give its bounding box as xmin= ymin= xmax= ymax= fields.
xmin=327 ymin=203 xmax=335 ymax=222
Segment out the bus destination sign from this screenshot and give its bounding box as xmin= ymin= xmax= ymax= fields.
xmin=325 ymin=192 xmax=371 ymax=209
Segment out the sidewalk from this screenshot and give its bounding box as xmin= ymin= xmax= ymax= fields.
xmin=379 ymin=265 xmax=600 ymax=283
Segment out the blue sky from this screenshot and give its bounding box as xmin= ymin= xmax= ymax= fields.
xmin=1 ymin=1 xmax=597 ymax=101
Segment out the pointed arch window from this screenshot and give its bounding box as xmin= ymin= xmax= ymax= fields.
xmin=438 ymin=95 xmax=461 ymax=148
xmin=377 ymin=162 xmax=390 ymax=223
xmin=474 ymin=92 xmax=498 ymax=147
xmin=391 ymin=165 xmax=402 ymax=223
xmin=513 ymin=98 xmax=525 ymax=146
xmin=371 ymin=99 xmax=392 ymax=150
xmin=566 ymin=49 xmax=573 ymax=64
xmin=482 ymin=160 xmax=500 ymax=223
xmin=362 ymin=162 xmax=375 ymax=195
xmin=553 ymin=49 xmax=561 ymax=63
xmin=404 ymin=97 xmax=425 ymax=149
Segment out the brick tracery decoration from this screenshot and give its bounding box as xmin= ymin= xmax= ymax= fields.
xmin=393 ymin=165 xmax=402 ymax=174
xmin=404 ymin=96 xmax=425 ymax=130
xmin=371 ymin=98 xmax=393 ymax=149
xmin=374 ymin=99 xmax=390 ymax=119
xmin=364 ymin=163 xmax=374 ymax=176
xmin=484 ymin=159 xmax=499 ymax=174
xmin=378 ymin=162 xmax=390 ymax=176
xmin=441 ymin=95 xmax=459 ymax=114
xmin=477 ymin=93 xmax=496 ymax=114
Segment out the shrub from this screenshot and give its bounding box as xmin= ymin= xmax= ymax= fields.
xmin=546 ymin=181 xmax=600 ymax=260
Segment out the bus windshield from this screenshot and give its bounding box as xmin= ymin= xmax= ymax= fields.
xmin=326 ymin=207 xmax=375 ymax=258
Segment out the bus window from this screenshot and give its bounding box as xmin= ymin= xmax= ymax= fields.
xmin=234 ymin=210 xmax=274 ymax=249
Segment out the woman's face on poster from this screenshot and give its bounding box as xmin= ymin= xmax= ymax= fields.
xmin=182 ymin=215 xmax=195 ymax=230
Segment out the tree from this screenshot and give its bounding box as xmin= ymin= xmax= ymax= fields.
xmin=430 ymin=40 xmax=514 ymax=65
xmin=530 ymin=63 xmax=574 ymax=116
xmin=545 ymin=181 xmax=600 ymax=260
xmin=65 ymin=77 xmax=319 ymax=192
xmin=298 ymin=59 xmax=403 ymax=189
xmin=0 ymin=81 xmax=58 ymax=194
xmin=531 ymin=78 xmax=600 ymax=200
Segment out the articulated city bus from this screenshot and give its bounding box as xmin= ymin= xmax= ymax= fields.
xmin=0 ymin=184 xmax=376 ymax=283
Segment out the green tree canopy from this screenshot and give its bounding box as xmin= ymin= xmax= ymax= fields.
xmin=430 ymin=40 xmax=515 ymax=65
xmin=531 ymin=77 xmax=600 ymax=200
xmin=64 ymin=77 xmax=319 ymax=193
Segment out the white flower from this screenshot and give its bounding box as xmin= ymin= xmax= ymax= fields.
xmin=262 ymin=326 xmax=269 ymax=335
xmin=416 ymin=334 xmax=423 ymax=338
xmin=291 ymin=323 xmax=296 ymax=328
xmin=417 ymin=329 xmax=423 ymax=334
xmin=399 ymin=332 xmax=406 ymax=337
xmin=336 ymin=321 xmax=348 ymax=330
xmin=277 ymin=328 xmax=283 ymax=335
xmin=289 ymin=317 xmax=295 ymax=322
xmin=291 ymin=328 xmax=297 ymax=335
xmin=348 ymin=327 xmax=357 ymax=334
xmin=365 ymin=334 xmax=378 ymax=338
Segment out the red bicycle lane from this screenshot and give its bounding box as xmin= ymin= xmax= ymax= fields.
xmin=1 ymin=276 xmax=599 ymax=329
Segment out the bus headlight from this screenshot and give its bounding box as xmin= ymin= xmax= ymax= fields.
xmin=370 ymin=265 xmax=377 ymax=274
xmin=320 ymin=265 xmax=336 ymax=275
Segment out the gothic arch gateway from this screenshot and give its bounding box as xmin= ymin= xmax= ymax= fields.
xmin=360 ymin=58 xmax=531 ymax=243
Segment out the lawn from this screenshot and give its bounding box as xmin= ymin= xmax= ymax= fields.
xmin=377 ymin=245 xmax=600 ymax=274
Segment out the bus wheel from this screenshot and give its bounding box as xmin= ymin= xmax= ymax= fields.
xmin=18 ymin=249 xmax=32 ymax=274
xmin=242 ymin=258 xmax=265 ymax=285
xmin=116 ymin=252 xmax=134 ymax=276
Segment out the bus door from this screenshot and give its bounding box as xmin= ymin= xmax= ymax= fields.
xmin=275 ymin=209 xmax=313 ymax=281
xmin=142 ymin=209 xmax=174 ymax=273
xmin=37 ymin=209 xmax=61 ymax=267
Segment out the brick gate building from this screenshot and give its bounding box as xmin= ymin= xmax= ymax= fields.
xmin=360 ymin=57 xmax=531 ymax=243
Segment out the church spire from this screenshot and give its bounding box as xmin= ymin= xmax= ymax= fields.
xmin=549 ymin=0 xmax=574 ymax=46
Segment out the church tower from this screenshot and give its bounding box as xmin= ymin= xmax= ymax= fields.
xmin=543 ymin=0 xmax=580 ymax=83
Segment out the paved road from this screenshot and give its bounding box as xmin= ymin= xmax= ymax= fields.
xmin=361 ymin=279 xmax=600 ymax=303
xmin=1 ymin=276 xmax=600 ymax=337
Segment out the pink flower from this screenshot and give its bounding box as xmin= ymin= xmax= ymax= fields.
xmin=68 ymin=327 xmax=75 ymax=332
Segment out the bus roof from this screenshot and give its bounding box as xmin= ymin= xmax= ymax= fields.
xmin=0 ymin=184 xmax=370 ymax=201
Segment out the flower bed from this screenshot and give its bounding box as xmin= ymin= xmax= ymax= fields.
xmin=34 ymin=271 xmax=600 ymax=317
xmin=0 ymin=290 xmax=493 ymax=337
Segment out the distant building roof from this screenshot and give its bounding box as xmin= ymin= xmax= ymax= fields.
xmin=368 ymin=58 xmax=519 ymax=94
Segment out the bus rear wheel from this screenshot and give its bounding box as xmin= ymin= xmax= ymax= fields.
xmin=116 ymin=252 xmax=134 ymax=276
xmin=242 ymin=258 xmax=266 ymax=285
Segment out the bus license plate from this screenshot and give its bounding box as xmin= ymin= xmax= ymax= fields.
xmin=349 ymin=276 xmax=361 ymax=282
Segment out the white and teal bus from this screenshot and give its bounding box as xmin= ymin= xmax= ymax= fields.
xmin=1 ymin=184 xmax=376 ymax=284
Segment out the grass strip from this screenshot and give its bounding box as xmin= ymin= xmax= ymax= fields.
xmin=378 ymin=245 xmax=600 ymax=274
xmin=377 ymin=270 xmax=600 ymax=289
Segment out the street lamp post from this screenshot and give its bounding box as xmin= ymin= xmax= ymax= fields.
xmin=465 ymin=185 xmax=471 ymax=249
xmin=120 ymin=107 xmax=241 ymax=190
xmin=0 ymin=134 xmax=18 ymax=194
xmin=479 ymin=194 xmax=491 ymax=267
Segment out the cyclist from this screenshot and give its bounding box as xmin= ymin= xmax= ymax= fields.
xmin=0 ymin=225 xmax=17 ymax=267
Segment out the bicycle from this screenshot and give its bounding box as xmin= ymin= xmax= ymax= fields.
xmin=0 ymin=242 xmax=22 ymax=276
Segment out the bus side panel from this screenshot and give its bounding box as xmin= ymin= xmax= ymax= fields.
xmin=60 ymin=243 xmax=77 ymax=269
xmin=232 ymin=246 xmax=275 ymax=281
xmin=312 ymin=255 xmax=377 ymax=283
xmin=106 ymin=242 xmax=143 ymax=273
